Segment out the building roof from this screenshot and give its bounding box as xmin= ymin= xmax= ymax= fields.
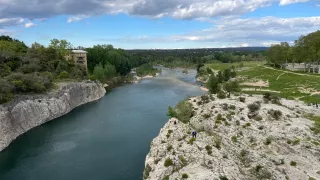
xmin=72 ymin=50 xmax=87 ymax=53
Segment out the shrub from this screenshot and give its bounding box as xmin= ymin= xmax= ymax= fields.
xmin=205 ymin=145 xmax=212 ymax=155
xmin=242 ymin=123 xmax=251 ymax=128
xmin=229 ymin=105 xmax=236 ymax=110
xmin=222 ymin=103 xmax=228 ymax=110
xmin=268 ymin=109 xmax=282 ymax=120
xmin=167 ymin=145 xmax=173 ymax=151
xmin=214 ymin=136 xmax=222 ymax=149
xmin=231 ymin=136 xmax=237 ymax=142
xmin=59 ymin=71 xmax=69 ymax=79
xmin=248 ymin=103 xmax=261 ymax=112
xmin=202 ymin=114 xmax=211 ymax=119
xmin=236 ymin=120 xmax=240 ymax=126
xmin=188 ymin=138 xmax=196 ymax=145
xmin=175 ymin=100 xmax=193 ymax=123
xmin=239 ymin=97 xmax=246 ymax=102
xmin=270 ymin=95 xmax=281 ymax=105
xmin=178 ymin=156 xmax=188 ymax=166
xmin=143 ymin=164 xmax=152 ymax=179
xmin=167 ymin=106 xmax=177 ymax=118
xmin=290 ymin=161 xmax=297 ymax=166
xmin=292 ymin=139 xmax=300 ymax=145
xmin=252 ymin=165 xmax=272 ymax=180
xmin=201 ymin=95 xmax=210 ymax=103
xmin=0 ymin=79 xmax=14 ymax=104
xmin=219 ymin=176 xmax=229 ymax=180
xmin=216 ymin=114 xmax=223 ymax=120
xmin=254 ymin=115 xmax=263 ymax=121
xmin=164 ymin=158 xmax=173 ymax=167
xmin=264 ymin=137 xmax=273 ymax=145
xmin=163 ymin=175 xmax=169 ymax=180
xmin=182 ymin=174 xmax=189 ymax=179
xmin=207 ymin=74 xmax=220 ymax=94
xmin=217 ymin=91 xmax=226 ymax=99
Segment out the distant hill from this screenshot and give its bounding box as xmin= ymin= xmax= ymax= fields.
xmin=126 ymin=47 xmax=268 ymax=53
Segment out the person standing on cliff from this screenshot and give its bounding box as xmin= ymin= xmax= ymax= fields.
xmin=192 ymin=131 xmax=197 ymax=138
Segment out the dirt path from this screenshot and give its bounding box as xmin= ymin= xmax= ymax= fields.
xmin=263 ymin=66 xmax=320 ymax=78
xmin=276 ymin=73 xmax=286 ymax=80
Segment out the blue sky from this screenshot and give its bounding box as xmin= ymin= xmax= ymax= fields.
xmin=0 ymin=0 xmax=319 ymax=49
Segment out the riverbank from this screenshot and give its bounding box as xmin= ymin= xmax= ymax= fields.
xmin=0 ymin=81 xmax=106 ymax=152
xmin=144 ymin=94 xmax=320 ymax=180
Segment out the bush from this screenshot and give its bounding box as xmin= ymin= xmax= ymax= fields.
xmin=248 ymin=103 xmax=261 ymax=112
xmin=239 ymin=97 xmax=246 ymax=102
xmin=290 ymin=161 xmax=297 ymax=166
xmin=0 ymin=79 xmax=14 ymax=104
xmin=229 ymin=105 xmax=236 ymax=110
xmin=217 ymin=91 xmax=226 ymax=99
xmin=254 ymin=115 xmax=263 ymax=121
xmin=59 ymin=71 xmax=69 ymax=79
xmin=182 ymin=174 xmax=189 ymax=179
xmin=205 ymin=145 xmax=212 ymax=155
xmin=143 ymin=164 xmax=152 ymax=179
xmin=175 ymin=100 xmax=193 ymax=123
xmin=167 ymin=145 xmax=173 ymax=151
xmin=201 ymin=95 xmax=210 ymax=103
xmin=231 ymin=136 xmax=237 ymax=142
xmin=219 ymin=176 xmax=229 ymax=180
xmin=264 ymin=137 xmax=273 ymax=145
xmin=164 ymin=158 xmax=173 ymax=167
xmin=207 ymin=74 xmax=220 ymax=94
xmin=167 ymin=106 xmax=177 ymax=118
xmin=178 ymin=156 xmax=188 ymax=166
xmin=188 ymin=138 xmax=196 ymax=145
xmin=202 ymin=114 xmax=211 ymax=119
xmin=268 ymin=109 xmax=282 ymax=120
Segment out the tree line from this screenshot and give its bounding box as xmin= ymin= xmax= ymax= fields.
xmin=266 ymin=30 xmax=320 ymax=73
xmin=0 ymin=36 xmax=87 ymax=104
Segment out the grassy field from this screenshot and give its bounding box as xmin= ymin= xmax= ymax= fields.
xmin=207 ymin=61 xmax=320 ymax=103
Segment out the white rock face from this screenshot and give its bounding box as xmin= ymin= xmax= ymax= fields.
xmin=0 ymin=81 xmax=106 ymax=152
xmin=144 ymin=95 xmax=320 ymax=180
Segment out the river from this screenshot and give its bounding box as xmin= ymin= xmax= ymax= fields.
xmin=0 ymin=67 xmax=204 ymax=180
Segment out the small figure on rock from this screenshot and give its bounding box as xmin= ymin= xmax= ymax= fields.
xmin=192 ymin=131 xmax=197 ymax=138
xmin=174 ymin=121 xmax=177 ymax=125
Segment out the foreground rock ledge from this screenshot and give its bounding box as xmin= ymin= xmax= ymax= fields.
xmin=144 ymin=95 xmax=320 ymax=180
xmin=0 ymin=81 xmax=106 ymax=152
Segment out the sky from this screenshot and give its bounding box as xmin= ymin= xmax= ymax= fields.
xmin=0 ymin=0 xmax=320 ymax=49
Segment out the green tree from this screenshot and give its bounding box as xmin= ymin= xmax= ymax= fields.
xmin=93 ymin=64 xmax=105 ymax=82
xmin=207 ymin=74 xmax=220 ymax=94
xmin=224 ymin=81 xmax=240 ymax=97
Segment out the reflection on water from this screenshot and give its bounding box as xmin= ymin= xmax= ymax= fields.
xmin=0 ymin=67 xmax=204 ymax=180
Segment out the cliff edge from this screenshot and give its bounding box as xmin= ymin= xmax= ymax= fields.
xmin=144 ymin=94 xmax=320 ymax=180
xmin=0 ymin=81 xmax=106 ymax=152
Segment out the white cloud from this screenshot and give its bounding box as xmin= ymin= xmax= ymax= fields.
xmin=67 ymin=15 xmax=90 ymax=23
xmin=106 ymin=16 xmax=320 ymax=47
xmin=240 ymin=43 xmax=249 ymax=47
xmin=0 ymin=0 xmax=311 ymax=23
xmin=24 ymin=22 xmax=36 ymax=28
xmin=315 ymin=4 xmax=320 ymax=7
xmin=279 ymin=0 xmax=309 ymax=6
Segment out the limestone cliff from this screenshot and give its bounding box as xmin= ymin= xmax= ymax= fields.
xmin=144 ymin=95 xmax=320 ymax=180
xmin=0 ymin=81 xmax=106 ymax=152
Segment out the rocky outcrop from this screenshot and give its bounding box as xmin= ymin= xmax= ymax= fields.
xmin=0 ymin=81 xmax=106 ymax=152
xmin=144 ymin=95 xmax=320 ymax=180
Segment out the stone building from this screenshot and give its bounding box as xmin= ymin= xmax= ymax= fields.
xmin=66 ymin=50 xmax=88 ymax=70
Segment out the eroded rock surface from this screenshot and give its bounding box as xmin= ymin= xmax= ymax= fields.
xmin=144 ymin=95 xmax=320 ymax=180
xmin=0 ymin=81 xmax=106 ymax=152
